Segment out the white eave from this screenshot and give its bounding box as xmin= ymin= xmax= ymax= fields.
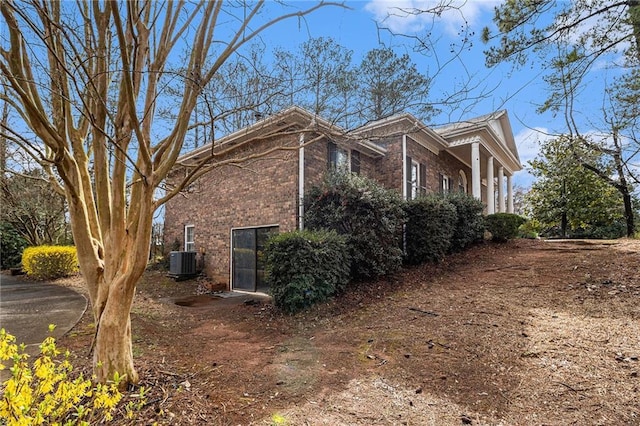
xmin=354 ymin=112 xmax=449 ymax=154
xmin=178 ymin=106 xmax=386 ymax=164
xmin=435 ymin=110 xmax=522 ymax=173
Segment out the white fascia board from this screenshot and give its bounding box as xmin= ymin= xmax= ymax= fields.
xmin=179 ymin=106 xmax=386 ymax=163
xmin=354 ymin=113 xmax=448 ymax=154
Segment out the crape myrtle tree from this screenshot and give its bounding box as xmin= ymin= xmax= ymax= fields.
xmin=0 ymin=0 xmax=340 ymax=386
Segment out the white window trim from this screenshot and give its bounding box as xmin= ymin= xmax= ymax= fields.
xmin=441 ymin=175 xmax=451 ymax=194
xmin=410 ymin=160 xmax=419 ymax=200
xmin=184 ymin=224 xmax=195 ymax=252
xmin=458 ymin=170 xmax=468 ymax=193
xmin=329 ymin=142 xmax=353 ymax=172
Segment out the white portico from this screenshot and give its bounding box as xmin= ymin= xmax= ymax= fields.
xmin=436 ymin=110 xmax=522 ymax=213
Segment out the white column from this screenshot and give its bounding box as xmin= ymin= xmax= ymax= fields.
xmin=471 ymin=142 xmax=481 ymax=200
xmin=486 ymin=156 xmax=495 ymax=214
xmin=498 ymin=166 xmax=505 ymax=213
xmin=507 ymin=174 xmax=514 ymax=213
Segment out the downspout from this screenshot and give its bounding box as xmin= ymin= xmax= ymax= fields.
xmin=401 ymin=134 xmax=407 ymax=255
xmin=402 ymin=134 xmax=407 ymax=199
xmin=298 ymin=133 xmax=305 ymax=230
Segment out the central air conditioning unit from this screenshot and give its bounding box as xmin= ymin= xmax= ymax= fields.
xmin=169 ymin=251 xmax=197 ymax=279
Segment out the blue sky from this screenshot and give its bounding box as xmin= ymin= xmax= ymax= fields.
xmin=253 ymin=0 xmax=621 ymax=188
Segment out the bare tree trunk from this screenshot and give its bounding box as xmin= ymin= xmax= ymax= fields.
xmin=622 ymin=191 xmax=635 ymax=237
xmin=630 ymin=2 xmax=640 ymax=62
xmin=93 ymin=274 xmax=139 ymax=384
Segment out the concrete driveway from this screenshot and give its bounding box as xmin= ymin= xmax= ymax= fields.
xmin=0 ymin=272 xmax=87 ymax=354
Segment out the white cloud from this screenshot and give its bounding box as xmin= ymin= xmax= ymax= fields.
xmin=515 ymin=127 xmax=549 ymax=165
xmin=512 ymin=127 xmax=553 ymax=188
xmin=364 ymin=0 xmax=499 ymax=37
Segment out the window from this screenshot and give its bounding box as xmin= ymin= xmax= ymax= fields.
xmin=328 ymin=141 xmax=349 ymax=171
xmin=351 ymin=150 xmax=361 ymax=174
xmin=328 ymin=142 xmax=360 ymax=174
xmin=184 ymin=225 xmax=195 ymax=252
xmin=410 ymin=161 xmax=419 ymax=199
xmin=458 ymin=170 xmax=468 ymax=193
xmin=439 ymin=174 xmax=451 ymax=194
xmin=406 ymin=156 xmax=427 ymax=200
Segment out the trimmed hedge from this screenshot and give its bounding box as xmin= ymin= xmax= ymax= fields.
xmin=445 ymin=192 xmax=485 ymax=252
xmin=486 ymin=213 xmax=527 ymax=242
xmin=264 ymin=230 xmax=350 ymax=314
xmin=22 ymin=246 xmax=79 ymax=279
xmin=304 ymin=172 xmax=405 ymax=279
xmin=404 ymin=195 xmax=457 ymax=264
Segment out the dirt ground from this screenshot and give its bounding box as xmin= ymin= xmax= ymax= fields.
xmin=57 ymin=238 xmax=639 ymax=425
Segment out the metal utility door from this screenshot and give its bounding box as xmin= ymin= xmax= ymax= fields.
xmin=232 ymin=226 xmax=278 ymax=292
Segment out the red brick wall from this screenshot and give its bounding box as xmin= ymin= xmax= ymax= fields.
xmin=302 ymin=137 xmax=328 ymax=189
xmin=165 ymin=126 xmax=472 ymax=287
xmin=371 ymin=135 xmax=471 ymax=198
xmin=405 ymin=138 xmax=472 ymax=195
xmin=164 ymin=134 xmax=301 ymax=286
xmin=375 ymin=138 xmax=403 ymax=193
xmin=303 ymin=138 xmax=378 ymax=189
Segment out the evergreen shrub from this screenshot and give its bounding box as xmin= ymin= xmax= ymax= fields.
xmin=569 ymin=221 xmax=627 ymax=239
xmin=304 ymin=172 xmax=405 ymax=279
xmin=518 ymin=218 xmax=541 ymax=239
xmin=22 ymin=246 xmax=79 ymax=279
xmin=445 ymin=192 xmax=485 ymax=252
xmin=404 ymin=195 xmax=457 ymax=264
xmin=0 ymin=223 xmax=27 ymax=269
xmin=265 ymin=230 xmax=350 ymax=314
xmin=486 ymin=213 xmax=527 ymax=242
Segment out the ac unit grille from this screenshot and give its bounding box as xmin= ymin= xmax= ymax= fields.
xmin=169 ymin=251 xmax=197 ymax=276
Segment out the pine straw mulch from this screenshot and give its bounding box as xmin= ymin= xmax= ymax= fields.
xmin=56 ymin=238 xmax=639 ymax=425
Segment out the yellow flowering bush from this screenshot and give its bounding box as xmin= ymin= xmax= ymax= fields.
xmin=21 ymin=246 xmax=79 ymax=280
xmin=0 ymin=326 xmax=138 ymax=425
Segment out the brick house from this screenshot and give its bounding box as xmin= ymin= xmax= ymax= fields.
xmin=164 ymin=106 xmax=522 ymax=292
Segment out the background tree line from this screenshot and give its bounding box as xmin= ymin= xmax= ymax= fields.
xmin=1 ymin=34 xmax=436 ymax=269
xmin=178 ymin=37 xmax=435 ymax=150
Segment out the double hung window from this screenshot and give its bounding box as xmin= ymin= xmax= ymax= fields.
xmin=184 ymin=225 xmax=195 ymax=252
xmin=328 ymin=141 xmax=360 ymax=174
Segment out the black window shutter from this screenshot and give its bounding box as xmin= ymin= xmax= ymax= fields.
xmin=439 ymin=173 xmax=444 ymax=194
xmin=405 ymin=156 xmax=412 ymax=199
xmin=351 ymin=150 xmax=361 ymax=174
xmin=419 ymin=163 xmax=427 ymax=196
